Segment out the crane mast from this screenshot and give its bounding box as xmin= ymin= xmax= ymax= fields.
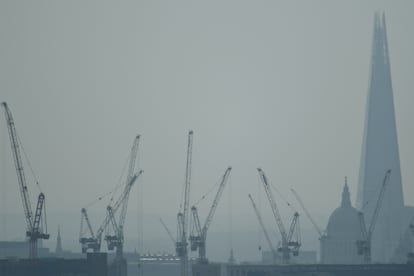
xmin=2 ymin=102 xmax=49 ymax=258
xmin=190 ymin=167 xmax=232 ymax=263
xmin=356 ymin=169 xmax=391 ymax=263
xmin=176 ymin=212 xmax=185 ymax=255
xmin=176 ymin=130 xmax=193 ymax=276
xmin=257 ymin=168 xmax=300 ymax=264
xmin=357 ymin=212 xmax=368 ymax=256
xmin=183 ymin=131 xmax=193 ymax=243
xmin=248 ymin=194 xmax=278 ymax=262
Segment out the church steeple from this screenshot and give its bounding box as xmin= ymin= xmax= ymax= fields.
xmin=55 ymin=225 xmax=63 ymax=256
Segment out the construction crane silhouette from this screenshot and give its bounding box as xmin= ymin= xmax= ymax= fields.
xmin=2 ymin=102 xmax=49 ymax=259
xmin=105 ymin=135 xmax=141 ymax=258
xmin=79 ymin=135 xmax=142 ymax=255
xmin=176 ymin=131 xmax=193 ymax=276
xmin=248 ymin=194 xmax=278 ymax=263
xmin=79 ymin=207 xmax=99 ymax=252
xmin=257 ymin=168 xmax=301 ymax=264
xmin=189 ymin=167 xmax=232 ymax=263
xmin=356 ymin=169 xmax=391 ymax=263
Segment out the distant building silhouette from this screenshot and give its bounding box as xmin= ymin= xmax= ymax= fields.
xmin=356 ymin=12 xmax=413 ymax=263
xmin=0 ymin=241 xmax=50 ymax=259
xmin=320 ymin=180 xmax=364 ymax=264
xmin=0 ymin=253 xmax=108 ymax=276
xmin=55 ymin=226 xmax=63 ymax=256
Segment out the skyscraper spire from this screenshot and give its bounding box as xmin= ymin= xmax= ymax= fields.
xmin=356 ymin=12 xmax=405 ymax=262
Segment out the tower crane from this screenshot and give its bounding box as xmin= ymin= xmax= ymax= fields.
xmin=356 ymin=169 xmax=391 ymax=263
xmin=189 ymin=167 xmax=232 ymax=263
xmin=248 ymin=194 xmax=278 ymax=263
xmin=2 ymin=102 xmax=49 ymax=259
xmin=79 ymin=135 xmax=141 ymax=254
xmin=104 ymin=135 xmax=141 ymax=258
xmin=79 ymin=170 xmax=141 ymax=253
xmin=176 ymin=130 xmax=193 ymax=276
xmin=290 ymin=188 xmax=324 ymax=239
xmin=257 ymin=168 xmax=301 ymax=264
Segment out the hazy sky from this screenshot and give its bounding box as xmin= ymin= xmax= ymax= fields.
xmin=1 ymin=0 xmax=414 ymax=261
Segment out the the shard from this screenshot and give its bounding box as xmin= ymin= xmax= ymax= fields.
xmin=356 ymin=13 xmax=411 ymax=263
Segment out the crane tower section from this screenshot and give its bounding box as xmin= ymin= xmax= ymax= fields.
xmin=176 ymin=130 xmax=193 ymax=276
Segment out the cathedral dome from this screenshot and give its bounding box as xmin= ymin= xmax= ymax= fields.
xmin=320 ymin=179 xmax=365 ymax=264
xmin=326 ymin=183 xmax=363 ymax=240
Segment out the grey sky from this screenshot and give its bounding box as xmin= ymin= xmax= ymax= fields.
xmin=1 ymin=0 xmax=413 ymax=261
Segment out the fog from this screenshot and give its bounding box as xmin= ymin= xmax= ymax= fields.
xmin=1 ymin=0 xmax=413 ymax=262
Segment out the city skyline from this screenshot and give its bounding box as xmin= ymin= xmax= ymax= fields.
xmin=1 ymin=1 xmax=414 ymax=262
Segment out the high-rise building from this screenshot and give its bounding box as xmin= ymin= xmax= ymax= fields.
xmin=356 ymin=12 xmax=413 ymax=263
